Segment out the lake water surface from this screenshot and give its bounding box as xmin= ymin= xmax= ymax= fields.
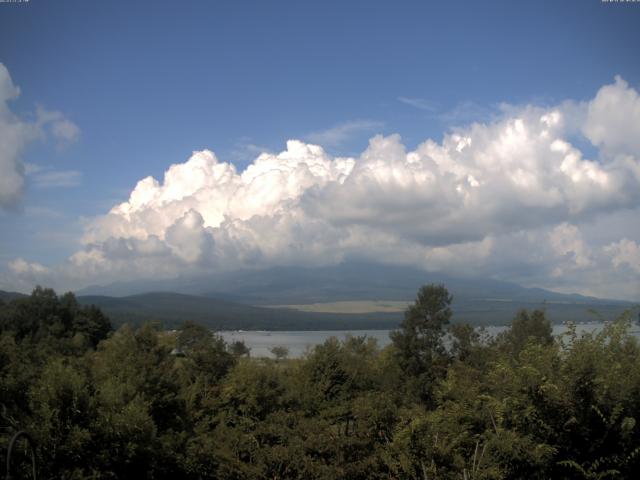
xmin=220 ymin=322 xmax=640 ymax=358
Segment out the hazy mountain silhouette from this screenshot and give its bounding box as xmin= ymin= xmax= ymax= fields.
xmin=77 ymin=261 xmax=626 ymax=304
xmin=70 ymin=262 xmax=635 ymax=329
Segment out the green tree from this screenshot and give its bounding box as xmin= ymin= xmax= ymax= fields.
xmin=0 ymin=287 xmax=111 ymax=352
xmin=390 ymin=284 xmax=453 ymax=403
xmin=89 ymin=323 xmax=189 ymax=477
xmin=270 ymin=345 xmax=289 ymax=361
xmin=229 ymin=340 xmax=251 ymax=357
xmin=498 ymin=309 xmax=553 ymax=356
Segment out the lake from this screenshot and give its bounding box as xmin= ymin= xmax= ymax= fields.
xmin=220 ymin=322 xmax=640 ymax=358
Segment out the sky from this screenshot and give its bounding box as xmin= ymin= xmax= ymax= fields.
xmin=0 ymin=0 xmax=639 ymax=300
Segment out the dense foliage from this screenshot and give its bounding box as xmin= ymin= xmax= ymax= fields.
xmin=1 ymin=286 xmax=639 ymax=479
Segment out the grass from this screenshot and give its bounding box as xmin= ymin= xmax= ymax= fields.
xmin=264 ymin=300 xmax=411 ymax=314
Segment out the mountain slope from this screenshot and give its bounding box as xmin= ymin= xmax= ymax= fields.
xmin=77 ymin=292 xmax=399 ymax=330
xmin=73 ymin=262 xmax=637 ymax=328
xmin=75 ymin=290 xmax=636 ymax=331
xmin=0 ymin=289 xmax=27 ymax=302
xmin=76 ymin=262 xmax=634 ymax=305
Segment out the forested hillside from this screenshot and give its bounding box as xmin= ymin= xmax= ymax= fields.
xmin=2 ymin=286 xmax=640 ymax=479
xmin=75 ymin=262 xmax=635 ymax=327
xmin=75 ymin=292 xmax=400 ymax=330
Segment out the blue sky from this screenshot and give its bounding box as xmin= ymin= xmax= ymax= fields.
xmin=1 ymin=0 xmax=640 ymax=298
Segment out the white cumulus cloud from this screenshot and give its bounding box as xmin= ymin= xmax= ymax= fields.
xmin=606 ymin=238 xmax=640 ymax=274
xmin=583 ymin=76 xmax=640 ymax=157
xmin=5 ymin=77 xmax=640 ymax=299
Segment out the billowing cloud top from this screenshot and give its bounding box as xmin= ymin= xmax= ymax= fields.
xmin=7 ymin=77 xmax=640 ymax=299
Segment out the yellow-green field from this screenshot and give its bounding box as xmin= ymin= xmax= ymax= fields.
xmin=265 ymin=300 xmax=411 ymax=314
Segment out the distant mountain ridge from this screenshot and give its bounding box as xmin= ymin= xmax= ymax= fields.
xmin=76 ymin=292 xmax=398 ymax=330
xmin=69 ymin=262 xmax=636 ymax=329
xmin=1 ymin=285 xmax=634 ymax=331
xmin=77 ymin=262 xmax=629 ymax=305
xmin=0 ymin=289 xmax=27 ymax=302
xmin=3 ymin=262 xmax=634 ymax=330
